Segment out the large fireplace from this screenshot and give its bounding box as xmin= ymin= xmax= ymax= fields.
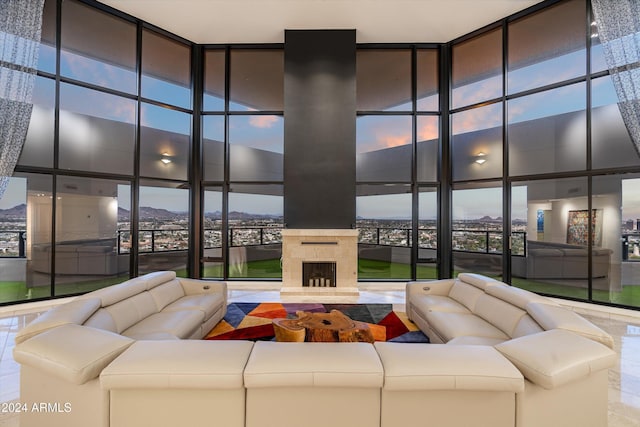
xmin=281 ymin=229 xmax=359 ymax=295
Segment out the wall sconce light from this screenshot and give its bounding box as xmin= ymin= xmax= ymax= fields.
xmin=160 ymin=152 xmax=172 ymax=164
xmin=474 ymin=152 xmax=487 ymax=165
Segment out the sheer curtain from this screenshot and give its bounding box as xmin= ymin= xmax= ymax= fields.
xmin=0 ymin=0 xmax=45 ymax=199
xmin=592 ymin=0 xmax=640 ymax=156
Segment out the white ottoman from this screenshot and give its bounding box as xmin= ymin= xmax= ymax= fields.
xmin=243 ymin=341 xmax=383 ymax=427
xmin=375 ymin=342 xmax=524 ymax=427
xmin=100 ymin=340 xmax=254 ymax=427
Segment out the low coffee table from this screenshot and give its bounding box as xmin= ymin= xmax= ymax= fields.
xmin=272 ymin=310 xmax=375 ymax=343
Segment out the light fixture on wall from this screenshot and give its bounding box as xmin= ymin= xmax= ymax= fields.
xmin=474 ymin=152 xmax=487 ymax=165
xmin=160 ymin=152 xmax=172 ymax=164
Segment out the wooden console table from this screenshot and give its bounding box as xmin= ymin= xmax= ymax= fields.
xmin=273 ymin=310 xmax=375 ymax=343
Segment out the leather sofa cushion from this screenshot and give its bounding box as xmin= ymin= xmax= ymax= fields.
xmin=244 ymin=342 xmax=383 ymax=389
xmin=149 ymin=279 xmax=186 ymax=311
xmin=84 ymin=307 xmax=118 ymax=333
xmin=446 ymin=336 xmax=507 ymax=346
xmin=122 ymin=310 xmax=203 ymax=340
xmin=495 ymin=329 xmax=616 ymax=389
xmin=14 ymin=323 xmax=133 ymax=385
xmin=425 ymin=311 xmax=509 ymax=342
xmin=103 ymin=292 xmax=159 ymax=334
xmin=15 ymin=298 xmax=102 ymax=344
xmin=511 ymin=314 xmax=544 ymax=338
xmin=86 ymin=277 xmax=148 ymax=307
xmin=526 ymin=302 xmax=614 ymax=349
xmin=141 ymin=270 xmax=178 ymax=290
xmin=485 ymin=284 xmax=555 ymax=309
xmin=374 ymin=342 xmax=523 ymax=392
xmin=101 ymin=340 xmax=254 ymax=390
xmin=162 ymin=292 xmax=225 ymax=320
xmin=457 ymin=273 xmax=502 ymax=290
xmin=411 ymin=294 xmax=470 ymax=314
xmin=473 ymin=294 xmax=528 ymax=338
xmin=448 ymin=281 xmax=485 ymax=311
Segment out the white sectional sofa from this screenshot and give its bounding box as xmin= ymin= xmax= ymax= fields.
xmin=405 ymin=272 xmax=617 ymax=427
xmin=12 ymin=271 xmax=617 ymax=427
xmin=13 ymin=271 xmax=228 ymax=427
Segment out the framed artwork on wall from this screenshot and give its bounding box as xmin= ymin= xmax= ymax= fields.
xmin=566 ymin=209 xmax=603 ymax=247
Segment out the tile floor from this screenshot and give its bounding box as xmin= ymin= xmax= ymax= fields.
xmin=0 ymin=284 xmax=639 ymax=426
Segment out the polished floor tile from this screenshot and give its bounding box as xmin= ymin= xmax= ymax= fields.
xmin=0 ymin=287 xmax=639 ymax=426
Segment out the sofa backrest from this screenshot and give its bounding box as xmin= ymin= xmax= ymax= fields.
xmin=448 ymin=273 xmax=503 ymax=311
xmin=85 ymin=292 xmax=159 ymax=334
xmin=457 ymin=273 xmax=502 ymax=290
xmin=149 ymin=279 xmax=186 ymax=311
xmin=14 ymin=298 xmax=102 ymax=344
xmin=82 ymin=271 xmax=181 ymax=333
xmin=473 ymin=293 xmax=531 ymax=338
xmin=526 ymin=301 xmax=614 ymax=349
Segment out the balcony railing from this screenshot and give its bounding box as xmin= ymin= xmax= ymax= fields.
xmin=0 ymin=227 xmax=529 ymax=258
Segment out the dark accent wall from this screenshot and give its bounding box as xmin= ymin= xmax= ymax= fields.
xmin=283 ymin=29 xmax=356 ymax=229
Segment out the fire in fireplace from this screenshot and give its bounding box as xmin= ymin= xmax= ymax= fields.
xmin=302 ymin=262 xmax=337 ymax=287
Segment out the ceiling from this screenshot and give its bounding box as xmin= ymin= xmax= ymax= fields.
xmin=97 ymin=0 xmax=545 ymax=44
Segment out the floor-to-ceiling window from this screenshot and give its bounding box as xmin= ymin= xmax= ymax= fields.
xmin=201 ymin=47 xmax=284 ymax=280
xmin=450 ymin=26 xmax=504 ymax=279
xmin=355 ymin=47 xmax=440 ymax=280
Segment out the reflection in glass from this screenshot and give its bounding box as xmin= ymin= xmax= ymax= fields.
xmin=417 ymin=115 xmax=439 ymax=182
xmin=227 ymin=184 xmax=283 ymax=279
xmin=138 ymin=181 xmax=189 ymax=276
xmin=591 ymin=35 xmax=608 ymax=74
xmin=451 ymin=103 xmax=502 ymax=181
xmin=204 ymin=49 xmax=225 ymax=111
xmin=510 ymin=178 xmax=589 ymax=300
xmin=357 ymin=185 xmax=412 ymax=280
xmin=508 ymin=0 xmax=586 ymax=94
xmin=142 ymin=29 xmax=191 ymax=109
xmin=38 ymin=0 xmax=56 ymax=73
xmin=356 ymin=115 xmax=412 ymax=182
xmin=54 ymin=176 xmax=131 ymax=296
xmin=61 ymin=0 xmax=136 ymax=93
xmin=452 ymin=183 xmax=502 ymax=279
xmin=452 ymin=28 xmax=502 ymax=108
xmin=508 ymin=82 xmax=586 ymax=176
xmin=592 ymin=76 xmax=640 ymax=169
xmin=20 ymin=76 xmax=55 ymax=168
xmin=140 ymin=103 xmax=191 ymax=181
xmin=418 ymin=187 xmax=438 ymax=279
xmin=417 ymin=49 xmax=439 ymax=111
xmin=591 ymin=174 xmax=640 ymax=307
xmin=202 ymin=187 xmax=223 ymax=278
xmin=59 ymin=83 xmax=136 ymax=175
xmin=0 ymin=174 xmax=52 ymax=302
xmin=202 ymin=115 xmax=225 ymax=181
xmin=229 ymin=49 xmax=283 ymax=111
xmin=229 ymin=115 xmax=283 ymax=181
xmin=357 ymin=49 xmax=412 ymax=111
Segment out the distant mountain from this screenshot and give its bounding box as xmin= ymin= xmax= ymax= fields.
xmin=117 ymin=207 xmax=187 ymax=221
xmin=0 ymin=204 xmax=26 ymax=218
xmin=477 ymin=215 xmax=502 ymax=222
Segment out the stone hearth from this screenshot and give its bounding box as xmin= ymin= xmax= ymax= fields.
xmin=280 ymin=229 xmax=359 ymax=296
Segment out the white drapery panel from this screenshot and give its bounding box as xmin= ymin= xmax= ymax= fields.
xmin=592 ymin=0 xmax=640 ymax=157
xmin=0 ymin=0 xmax=44 ymax=199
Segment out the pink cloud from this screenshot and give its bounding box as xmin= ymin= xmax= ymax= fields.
xmin=249 ymin=115 xmax=278 ymax=128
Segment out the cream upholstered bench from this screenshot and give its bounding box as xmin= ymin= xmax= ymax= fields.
xmin=374 ymin=342 xmax=524 ymax=427
xmin=100 ymin=340 xmax=254 ymax=427
xmin=243 ymin=341 xmax=384 ymax=427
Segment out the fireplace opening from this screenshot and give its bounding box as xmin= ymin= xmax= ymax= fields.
xmin=302 ymin=262 xmax=337 ymax=287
